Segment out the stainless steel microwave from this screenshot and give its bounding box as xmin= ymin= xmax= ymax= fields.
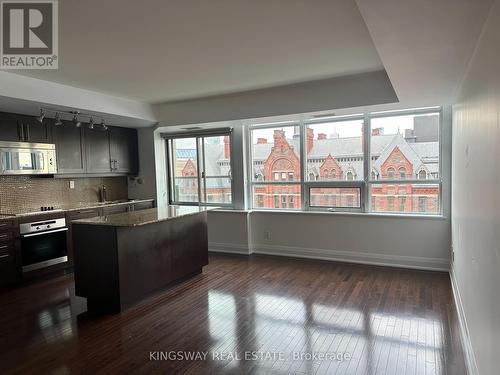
xmin=0 ymin=141 xmax=57 ymax=175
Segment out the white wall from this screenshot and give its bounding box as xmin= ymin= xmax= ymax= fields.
xmin=249 ymin=212 xmax=449 ymax=270
xmin=206 ymin=209 xmax=450 ymax=271
xmin=153 ymin=128 xmax=169 ymax=208
xmin=152 ymin=104 xmax=452 ymax=272
xmin=208 ymin=211 xmax=250 ymax=255
xmin=152 ymin=70 xmax=397 ymax=126
xmin=0 ymin=72 xmax=156 ymax=126
xmin=451 ymin=1 xmax=500 ymax=374
xmin=145 ymin=45 xmax=451 ymax=276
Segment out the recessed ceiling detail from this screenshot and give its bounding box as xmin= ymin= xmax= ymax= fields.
xmin=10 ymin=0 xmax=384 ymax=103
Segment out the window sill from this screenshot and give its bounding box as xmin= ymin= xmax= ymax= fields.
xmin=210 ymin=208 xmax=248 ymax=214
xmin=211 ymin=208 xmax=447 ymax=220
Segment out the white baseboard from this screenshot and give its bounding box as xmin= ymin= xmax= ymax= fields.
xmin=209 ymin=242 xmax=449 ymax=271
xmin=252 ymin=244 xmax=450 ymax=271
xmin=208 ymin=242 xmax=250 ymax=255
xmin=450 ymin=267 xmax=478 ymax=375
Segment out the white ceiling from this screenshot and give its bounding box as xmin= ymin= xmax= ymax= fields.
xmin=11 ymin=0 xmax=384 ymax=103
xmin=355 ymin=0 xmax=493 ymax=107
xmin=1 ymin=0 xmax=494 ymax=128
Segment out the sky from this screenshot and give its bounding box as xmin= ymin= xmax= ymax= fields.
xmin=171 ymin=113 xmax=438 ymax=148
xmin=251 ymin=113 xmax=437 ymax=143
xmin=173 ymin=135 xmax=224 ymax=149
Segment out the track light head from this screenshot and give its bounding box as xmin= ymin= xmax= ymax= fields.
xmin=54 ymin=112 xmax=63 ymax=126
xmin=100 ymin=119 xmax=108 ymax=131
xmin=88 ymin=117 xmax=95 ymax=129
xmin=72 ymin=115 xmax=81 ymax=128
xmin=36 ymin=109 xmax=45 ymax=123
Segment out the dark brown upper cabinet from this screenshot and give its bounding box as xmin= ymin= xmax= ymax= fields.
xmin=21 ymin=115 xmax=52 ymax=143
xmin=0 ymin=112 xmax=51 ymax=143
xmin=0 ymin=112 xmax=22 ymax=141
xmin=0 ymin=111 xmax=139 ymax=176
xmin=52 ymin=121 xmax=86 ymax=174
xmin=84 ymin=127 xmax=112 ymax=174
xmin=109 ymin=126 xmax=139 ymax=175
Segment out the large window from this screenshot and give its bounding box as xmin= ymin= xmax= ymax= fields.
xmin=248 ymin=108 xmax=442 ymax=215
xmin=250 ymin=125 xmax=301 ymax=210
xmin=369 ymin=111 xmax=440 ymax=214
xmin=305 ymin=118 xmax=364 ymax=212
xmin=306 ymin=119 xmax=364 ymax=182
xmin=167 ymin=132 xmax=233 ymax=206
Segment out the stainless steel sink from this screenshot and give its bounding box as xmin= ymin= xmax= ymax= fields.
xmin=97 ymin=200 xmax=128 ymax=205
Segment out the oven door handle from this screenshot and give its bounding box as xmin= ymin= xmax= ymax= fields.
xmin=21 ymin=227 xmax=68 ymax=238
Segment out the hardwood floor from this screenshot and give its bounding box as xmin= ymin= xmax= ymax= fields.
xmin=0 ymin=254 xmax=465 ymax=375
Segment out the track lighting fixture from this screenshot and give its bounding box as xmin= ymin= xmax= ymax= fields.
xmin=36 ymin=109 xmax=45 ymax=123
xmin=54 ymin=113 xmax=63 ymax=126
xmin=100 ymin=119 xmax=108 ymax=131
xmin=35 ymin=108 xmax=108 ymax=131
xmin=73 ymin=115 xmax=82 ymax=128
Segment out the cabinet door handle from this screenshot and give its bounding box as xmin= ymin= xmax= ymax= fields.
xmin=77 ymin=209 xmax=97 ymax=215
xmin=24 ymin=123 xmax=30 ymax=141
xmin=17 ymin=123 xmax=24 ymax=140
xmin=0 ymin=244 xmax=9 ymax=250
xmin=0 ymin=233 xmax=9 ymax=240
xmin=0 ymin=254 xmax=9 ymax=259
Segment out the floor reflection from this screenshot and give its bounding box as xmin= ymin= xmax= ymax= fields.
xmin=204 ymin=273 xmax=449 ymax=374
xmin=0 ymin=255 xmax=460 ymax=375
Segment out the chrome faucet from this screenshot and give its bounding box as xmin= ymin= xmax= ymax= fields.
xmin=99 ymin=185 xmax=107 ymax=203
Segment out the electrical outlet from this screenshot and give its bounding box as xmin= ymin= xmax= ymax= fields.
xmin=264 ymin=231 xmax=271 ymax=240
xmin=69 ymin=180 xmax=75 ymax=189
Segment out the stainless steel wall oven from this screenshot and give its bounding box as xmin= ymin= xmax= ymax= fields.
xmin=20 ymin=217 xmax=68 ymax=272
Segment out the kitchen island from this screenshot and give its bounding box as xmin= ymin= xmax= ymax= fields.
xmin=72 ymin=206 xmax=211 ymax=314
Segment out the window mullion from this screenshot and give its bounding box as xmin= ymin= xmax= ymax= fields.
xmin=246 ymin=125 xmax=252 ymax=210
xmin=363 ymin=113 xmax=370 ymax=213
xmin=246 ymin=107 xmax=442 ymax=215
xmin=196 ymin=137 xmax=203 ymax=206
xmin=299 ymin=119 xmax=306 ymax=210
xmin=167 ymin=139 xmax=175 ymax=202
xmin=202 ymin=137 xmax=208 ymax=204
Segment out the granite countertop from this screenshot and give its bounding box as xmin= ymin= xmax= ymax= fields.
xmin=62 ymin=199 xmax=154 ymax=213
xmin=73 ymin=206 xmax=216 ymax=227
xmin=0 ymin=199 xmax=155 ymax=218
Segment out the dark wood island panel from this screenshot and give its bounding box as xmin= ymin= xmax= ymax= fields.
xmin=72 ymin=207 xmax=209 ymax=313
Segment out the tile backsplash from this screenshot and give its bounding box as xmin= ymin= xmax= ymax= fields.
xmin=0 ymin=176 xmax=128 ymax=214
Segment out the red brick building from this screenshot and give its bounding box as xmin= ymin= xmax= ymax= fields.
xmin=177 ymin=120 xmax=439 ymax=213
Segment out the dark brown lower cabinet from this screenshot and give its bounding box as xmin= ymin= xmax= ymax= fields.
xmin=0 ymin=219 xmax=21 ymax=288
xmin=0 ymin=201 xmax=155 ymax=288
xmin=66 ymin=208 xmax=100 ymax=267
xmin=73 ymin=211 xmax=208 ymax=314
xmin=130 ymin=200 xmax=154 ymax=211
xmin=65 ymin=201 xmax=154 ymax=266
xmin=0 ymin=253 xmax=20 ymax=287
xmin=101 ymin=205 xmax=129 ymax=215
